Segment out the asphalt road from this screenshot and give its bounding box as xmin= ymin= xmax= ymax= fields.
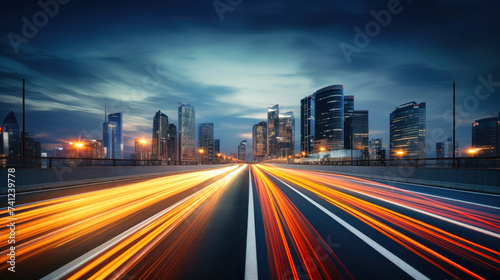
xmin=1 ymin=164 xmax=499 ymax=279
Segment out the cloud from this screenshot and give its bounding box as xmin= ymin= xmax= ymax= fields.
xmin=1 ymin=0 xmax=499 ymax=157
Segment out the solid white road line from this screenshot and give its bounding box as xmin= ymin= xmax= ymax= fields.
xmin=244 ymin=166 xmax=258 ymax=280
xmin=269 ymin=174 xmax=430 ymax=280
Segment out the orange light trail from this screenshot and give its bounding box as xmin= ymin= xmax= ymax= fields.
xmin=258 ymin=164 xmax=500 ymax=279
xmin=0 ymin=165 xmax=240 ymax=271
xmin=66 ymin=164 xmax=246 ymax=280
xmin=251 ymin=165 xmax=353 ymax=280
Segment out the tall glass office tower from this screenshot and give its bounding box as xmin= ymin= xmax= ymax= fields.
xmin=103 ymin=112 xmax=123 ymax=159
xmin=278 ymin=111 xmax=295 ymax=157
xmin=214 ymin=139 xmax=220 ymax=154
xmin=198 ymin=123 xmax=214 ymax=164
xmin=267 ymin=104 xmax=279 ymax=158
xmin=300 ymin=95 xmax=315 ymax=154
xmin=167 ymin=123 xmax=177 ymax=162
xmin=238 ymin=140 xmax=247 ymax=161
xmin=314 ymin=85 xmax=344 ymax=152
xmin=472 ymin=114 xmax=500 ymax=157
xmin=390 ymin=101 xmax=426 ymax=159
xmin=353 ymin=110 xmax=369 ymax=159
xmin=152 ymin=110 xmax=169 ymax=160
xmin=253 ymin=121 xmax=267 ymax=162
xmin=344 ymin=95 xmax=355 ymax=149
xmin=2 ymin=111 xmax=20 ymax=156
xmin=178 ymin=103 xmax=195 ymax=163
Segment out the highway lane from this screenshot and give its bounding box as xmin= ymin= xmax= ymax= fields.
xmin=0 ymin=164 xmax=248 ymax=279
xmin=1 ymin=163 xmax=499 ymax=279
xmin=252 ymin=164 xmax=500 ymax=279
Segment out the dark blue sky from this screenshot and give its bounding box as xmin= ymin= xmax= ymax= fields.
xmin=1 ymin=0 xmax=500 ymax=158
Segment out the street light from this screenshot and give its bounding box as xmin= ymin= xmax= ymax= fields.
xmin=396 ymin=150 xmax=405 ymax=156
xmin=467 ymin=148 xmax=480 ymax=156
xmin=320 ymin=147 xmax=326 ymax=152
xmin=73 ymin=142 xmax=84 ymax=158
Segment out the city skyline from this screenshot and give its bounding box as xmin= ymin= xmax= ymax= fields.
xmin=1 ymin=1 xmax=500 ymax=157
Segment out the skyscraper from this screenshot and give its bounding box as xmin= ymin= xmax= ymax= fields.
xmin=214 ymin=139 xmax=220 ymax=154
xmin=267 ymin=104 xmax=279 ymax=158
xmin=103 ymin=112 xmax=123 ymax=159
xmin=88 ymin=140 xmax=106 ymax=159
xmin=344 ymin=95 xmax=355 ymax=149
xmin=178 ymin=103 xmax=195 ymax=163
xmin=152 ymin=110 xmax=169 ymax=160
xmin=238 ymin=140 xmax=247 ymax=161
xmin=300 ymin=95 xmax=315 ymax=154
xmin=198 ymin=123 xmax=214 ymax=164
xmin=2 ymin=111 xmax=20 ymax=157
xmin=353 ymin=110 xmax=369 ymax=160
xmin=436 ymin=142 xmax=445 ymax=158
xmin=278 ymin=111 xmax=295 ymax=158
xmin=369 ymin=138 xmax=386 ymax=165
xmin=253 ymin=121 xmax=267 ymax=162
xmin=314 ymin=85 xmax=344 ymax=152
xmin=133 ymin=138 xmax=151 ymax=161
xmin=24 ymin=133 xmax=41 ymax=158
xmin=167 ymin=123 xmax=177 ymax=162
xmin=390 ymin=101 xmax=426 ymax=159
xmin=472 ymin=114 xmax=500 ymax=157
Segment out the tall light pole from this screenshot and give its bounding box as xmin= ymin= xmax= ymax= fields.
xmin=453 ymin=82 xmax=456 ymax=168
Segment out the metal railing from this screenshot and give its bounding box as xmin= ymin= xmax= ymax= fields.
xmin=0 ymin=156 xmax=225 ymax=169
xmin=288 ymin=156 xmax=500 ymax=170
